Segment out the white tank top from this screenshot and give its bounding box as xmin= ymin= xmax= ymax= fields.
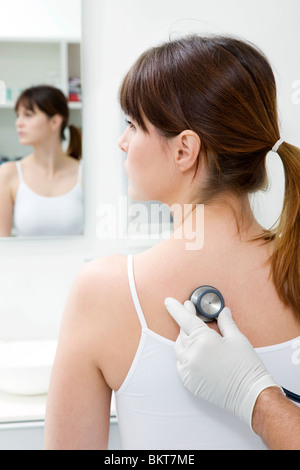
xmin=13 ymin=161 xmax=84 ymax=237
xmin=114 ymin=255 xmax=300 ymax=450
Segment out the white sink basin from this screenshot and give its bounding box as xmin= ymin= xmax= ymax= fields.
xmin=0 ymin=340 xmax=57 ymax=396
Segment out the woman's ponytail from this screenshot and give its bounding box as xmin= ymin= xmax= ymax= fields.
xmin=67 ymin=124 xmax=82 ymax=160
xmin=271 ymin=142 xmax=300 ymax=319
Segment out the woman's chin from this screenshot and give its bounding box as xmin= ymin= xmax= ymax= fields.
xmin=128 ymin=188 xmax=145 ymax=202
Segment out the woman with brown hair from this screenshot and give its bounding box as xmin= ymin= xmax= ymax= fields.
xmin=44 ymin=35 xmax=300 ymax=449
xmin=0 ymin=85 xmax=83 ymax=236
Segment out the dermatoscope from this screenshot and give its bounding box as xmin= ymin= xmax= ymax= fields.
xmin=189 ymin=285 xmax=300 ymax=403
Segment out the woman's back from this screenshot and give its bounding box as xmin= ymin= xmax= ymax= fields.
xmin=130 ymin=212 xmax=299 ymax=349
xmin=105 ymin=236 xmax=299 ymax=449
xmin=115 ymin=256 xmax=268 ymax=449
xmin=97 ymin=205 xmax=300 ymax=449
xmin=104 ymin=206 xmax=299 ymax=390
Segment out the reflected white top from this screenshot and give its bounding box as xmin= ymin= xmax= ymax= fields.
xmin=13 ymin=160 xmax=84 ymax=237
xmin=115 ymin=255 xmax=300 ymax=450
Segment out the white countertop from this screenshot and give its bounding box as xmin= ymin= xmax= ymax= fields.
xmin=0 ymin=391 xmax=117 ymax=424
xmin=0 ymin=391 xmax=46 ymax=423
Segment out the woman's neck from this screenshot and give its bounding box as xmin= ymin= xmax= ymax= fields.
xmin=30 ymin=142 xmax=67 ymax=175
xmin=170 ymin=193 xmax=264 ymax=249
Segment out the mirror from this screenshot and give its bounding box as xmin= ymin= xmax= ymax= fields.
xmin=0 ymin=0 xmax=83 ymax=238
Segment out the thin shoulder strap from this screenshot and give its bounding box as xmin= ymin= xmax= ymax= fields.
xmin=15 ymin=161 xmax=23 ymax=183
xmin=127 ymin=255 xmax=148 ymax=329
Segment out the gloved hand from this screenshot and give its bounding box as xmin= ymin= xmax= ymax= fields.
xmin=165 ymin=297 xmax=282 ymax=431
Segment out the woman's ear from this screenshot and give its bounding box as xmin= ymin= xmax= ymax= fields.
xmin=50 ymin=114 xmax=64 ymax=132
xmin=174 ymin=130 xmax=201 ymax=173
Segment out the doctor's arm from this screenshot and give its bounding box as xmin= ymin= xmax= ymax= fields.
xmin=252 ymin=386 xmax=300 ymax=450
xmin=165 ymin=298 xmax=300 ymax=451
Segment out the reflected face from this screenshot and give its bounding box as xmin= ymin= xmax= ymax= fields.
xmin=118 ymin=117 xmax=175 ymax=202
xmin=15 ymin=104 xmax=53 ymax=146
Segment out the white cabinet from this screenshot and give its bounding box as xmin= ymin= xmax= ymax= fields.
xmin=0 ymin=39 xmax=82 ymax=161
xmin=0 ymin=421 xmax=44 ymax=450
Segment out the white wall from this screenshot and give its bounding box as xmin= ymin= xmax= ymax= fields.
xmin=0 ymin=0 xmax=81 ymax=40
xmin=0 ymin=0 xmax=299 ymax=341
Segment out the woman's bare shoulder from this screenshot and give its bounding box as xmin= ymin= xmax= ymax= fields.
xmin=0 ymin=161 xmax=17 ymax=180
xmin=0 ymin=157 xmax=32 ymax=181
xmin=74 ymin=254 xmax=128 ymax=300
xmin=60 ymin=254 xmax=129 ymax=345
xmin=0 ymin=162 xmax=20 ymax=200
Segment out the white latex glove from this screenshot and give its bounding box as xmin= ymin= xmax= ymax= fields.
xmin=165 ymin=297 xmax=282 ymax=431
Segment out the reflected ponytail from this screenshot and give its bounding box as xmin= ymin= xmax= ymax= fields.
xmin=271 ymin=142 xmax=300 ymax=317
xmin=66 ymin=124 xmax=82 ymax=160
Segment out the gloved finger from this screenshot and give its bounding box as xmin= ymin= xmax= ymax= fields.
xmin=174 ymin=333 xmax=186 ymax=359
xmin=217 ymin=307 xmax=244 ymax=339
xmin=175 ymin=359 xmax=186 ymax=385
xmin=165 ymin=297 xmax=208 ymax=335
xmin=177 ymin=324 xmax=200 ymax=350
xmin=183 ymin=300 xmax=197 ymax=314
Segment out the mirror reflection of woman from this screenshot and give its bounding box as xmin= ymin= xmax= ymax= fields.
xmin=0 ymin=85 xmax=84 ymax=237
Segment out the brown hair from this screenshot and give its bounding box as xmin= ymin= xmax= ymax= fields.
xmin=119 ymin=34 xmax=300 ymax=319
xmin=15 ymin=85 xmax=82 ymax=159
